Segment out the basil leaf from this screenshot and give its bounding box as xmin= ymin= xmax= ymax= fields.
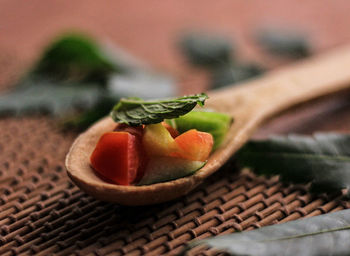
xmin=110 ymin=93 xmax=208 ymax=126
xmin=184 ymin=209 xmax=350 ymax=256
xmin=237 ymin=133 xmax=350 ymax=194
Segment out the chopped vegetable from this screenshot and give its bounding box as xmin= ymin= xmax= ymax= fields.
xmin=162 ymin=122 xmax=179 ymax=138
xmin=174 ymin=129 xmax=213 ymax=162
xmin=142 ymin=123 xmax=213 ymax=161
xmin=138 ymin=157 xmax=205 ymax=185
xmin=90 ymin=94 xmax=230 ymax=186
xmin=91 ymin=122 xmax=214 ymax=186
xmin=136 ymin=122 xmax=214 ymax=183
xmin=142 ymin=123 xmax=179 ymax=157
xmin=90 ymin=130 xmax=145 ymax=185
xmin=114 ymin=123 xmax=144 ymax=138
xmin=168 ymin=110 xmax=232 ymax=150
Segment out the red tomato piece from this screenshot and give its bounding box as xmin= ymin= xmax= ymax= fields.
xmin=114 ymin=124 xmax=144 ymax=138
xmin=174 ymin=129 xmax=213 ymax=161
xmin=90 ymin=132 xmax=144 ymax=185
xmin=114 ymin=125 xmax=148 ymax=182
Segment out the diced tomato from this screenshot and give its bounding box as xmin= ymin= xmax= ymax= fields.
xmin=134 ymin=141 xmax=148 ymax=183
xmin=91 ymin=123 xmax=213 ymax=186
xmin=142 ymin=124 xmax=212 ymax=162
xmin=174 ymin=129 xmax=213 ymax=161
xmin=162 ymin=122 xmax=179 ymax=138
xmin=90 ymin=132 xmax=145 ymax=185
xmin=114 ymin=124 xmax=144 ymax=138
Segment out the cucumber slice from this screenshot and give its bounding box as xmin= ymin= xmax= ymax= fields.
xmin=138 ymin=157 xmax=206 ymax=185
xmin=168 ymin=110 xmax=232 ymax=150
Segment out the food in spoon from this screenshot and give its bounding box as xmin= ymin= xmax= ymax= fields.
xmin=139 ymin=123 xmax=214 ymax=185
xmin=167 ymin=110 xmax=232 ymax=150
xmin=138 ymin=157 xmax=206 ymax=185
xmin=90 ymin=94 xmax=232 ymax=185
xmin=90 ymin=125 xmax=146 ymax=185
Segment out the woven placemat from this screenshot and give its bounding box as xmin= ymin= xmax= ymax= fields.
xmin=2 ymin=1 xmax=350 ymax=254
xmin=0 ymin=92 xmax=350 ymax=256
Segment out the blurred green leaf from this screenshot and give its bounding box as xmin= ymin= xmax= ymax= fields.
xmin=256 ymin=28 xmax=311 ymax=58
xmin=63 ymin=72 xmax=176 ymax=129
xmin=211 ymin=63 xmax=265 ymax=89
xmin=0 ymin=33 xmax=176 ymax=129
xmin=179 ymin=32 xmax=233 ymax=68
xmin=178 ymin=31 xmax=266 ymax=90
xmin=61 ymin=94 xmax=118 ymax=129
xmin=183 ymin=209 xmax=350 ymax=256
xmin=0 ymin=33 xmax=119 ymax=119
xmin=0 ymin=77 xmax=106 ymax=117
xmin=33 ymin=33 xmax=120 ymax=84
xmin=237 ymin=133 xmax=350 ymax=194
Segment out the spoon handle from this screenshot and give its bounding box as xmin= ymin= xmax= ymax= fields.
xmin=208 ymin=45 xmax=350 ymax=118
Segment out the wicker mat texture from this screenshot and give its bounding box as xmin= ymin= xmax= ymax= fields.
xmin=2 ymin=2 xmax=350 ymax=254
xmin=0 ymin=89 xmax=350 ymax=256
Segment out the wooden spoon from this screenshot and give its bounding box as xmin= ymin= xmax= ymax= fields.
xmin=66 ymin=46 xmax=350 ymax=205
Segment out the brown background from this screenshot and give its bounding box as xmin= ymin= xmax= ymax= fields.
xmin=2 ymin=0 xmax=350 ymax=92
xmin=1 ymin=1 xmax=350 ymax=255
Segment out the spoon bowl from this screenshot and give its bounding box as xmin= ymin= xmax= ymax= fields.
xmin=66 ymin=45 xmax=350 ymax=205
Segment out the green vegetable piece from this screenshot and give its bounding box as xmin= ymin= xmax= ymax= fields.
xmin=169 ymin=110 xmax=232 ymax=150
xmin=256 ymin=28 xmax=311 ymax=58
xmin=179 ymin=32 xmax=233 ymax=68
xmin=138 ymin=157 xmax=206 ymax=185
xmin=183 ymin=209 xmax=350 ymax=256
xmin=237 ymin=133 xmax=350 ymax=195
xmin=110 ymin=93 xmax=208 ymax=126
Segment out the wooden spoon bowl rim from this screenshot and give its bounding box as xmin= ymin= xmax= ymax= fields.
xmin=65 ymin=116 xmax=224 ymax=205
